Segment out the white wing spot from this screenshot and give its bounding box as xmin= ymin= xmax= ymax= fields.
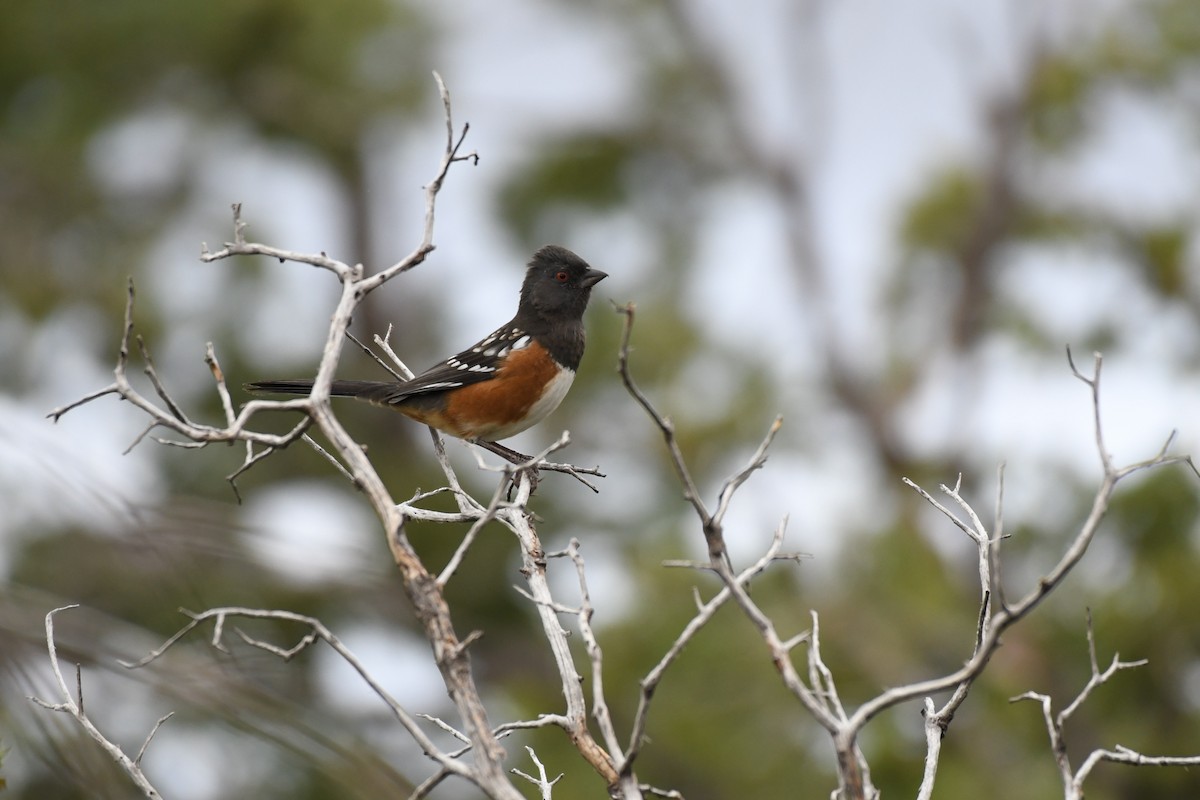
xmin=511 ymin=335 xmax=532 ymax=351
xmin=421 ymin=381 xmax=463 ymax=390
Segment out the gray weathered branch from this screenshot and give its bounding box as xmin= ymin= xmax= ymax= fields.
xmin=617 ymin=304 xmax=1196 ymax=800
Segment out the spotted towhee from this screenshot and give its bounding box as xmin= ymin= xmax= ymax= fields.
xmin=247 ymin=245 xmax=607 ymax=462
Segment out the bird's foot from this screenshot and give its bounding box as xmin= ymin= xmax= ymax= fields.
xmin=474 ymin=440 xmax=540 ymax=498
xmin=511 ymin=464 xmax=541 ymax=499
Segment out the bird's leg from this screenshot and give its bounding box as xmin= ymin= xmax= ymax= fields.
xmin=476 ymin=440 xmax=534 ymax=464
xmin=475 ymin=440 xmax=540 ymax=496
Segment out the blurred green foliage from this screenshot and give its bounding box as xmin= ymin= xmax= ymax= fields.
xmin=900 ymin=167 xmax=985 ymax=253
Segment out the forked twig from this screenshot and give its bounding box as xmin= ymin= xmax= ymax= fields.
xmin=28 ymin=606 xmax=165 ymax=799
xmin=1009 ymin=611 xmax=1198 ymax=800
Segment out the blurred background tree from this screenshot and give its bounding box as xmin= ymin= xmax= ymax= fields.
xmin=2 ymin=1 xmax=1198 ymax=798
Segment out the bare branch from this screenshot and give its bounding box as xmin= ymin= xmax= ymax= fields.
xmin=501 ymin=474 xmax=621 ymax=787
xmin=557 ymin=540 xmax=623 ymax=758
xmin=235 ymin=626 xmax=320 ymax=660
xmin=1075 ymin=745 xmax=1200 ymax=787
xmin=902 ymin=476 xmax=976 ymax=543
xmin=46 ymin=277 xmax=137 ymax=422
xmin=1009 ymin=612 xmax=1199 ymax=799
xmin=1057 ymin=611 xmax=1148 ymax=726
xmin=474 ymin=433 xmax=605 ymax=490
xmin=135 ymin=713 xmax=175 ymax=766
xmin=712 ymin=415 xmax=784 ymax=527
xmin=1066 ymin=346 xmax=1112 ymax=474
xmin=27 ymin=606 xmax=165 ymax=799
xmin=615 ymin=300 xmax=875 ymax=793
xmin=916 ymin=698 xmax=941 ymax=800
xmin=623 ymin=521 xmax=809 ymax=776
xmin=374 ymin=325 xmax=418 ymax=380
xmin=619 ymin=296 xmax=1194 ymax=800
xmin=132 ymin=607 xmax=473 ymax=780
xmin=120 ymin=614 xmax=205 ymax=669
xmin=46 ymin=384 xmax=120 ymax=422
xmin=418 ymin=713 xmax=469 ymax=744
xmin=201 ymin=204 xmax=353 ymax=276
xmin=436 ymin=474 xmax=510 ymax=587
xmin=41 ymin=74 xmax=532 ymax=800
xmin=990 ymin=461 xmax=1009 ymax=611
xmin=807 ymin=612 xmax=848 ymax=724
xmin=849 ymin=348 xmax=1196 ymax=739
xmin=363 ymin=71 xmax=478 ymax=292
xmin=205 ymin=342 xmax=237 ymax=423
xmin=138 ymin=335 xmax=191 ymax=424
xmin=615 ymin=302 xmax=712 ymax=533
xmin=347 ymin=328 xmax=408 ymax=381
xmin=510 ymin=746 xmax=562 ymax=800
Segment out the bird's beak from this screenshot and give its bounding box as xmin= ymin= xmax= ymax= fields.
xmin=581 ymin=269 xmax=608 ymax=288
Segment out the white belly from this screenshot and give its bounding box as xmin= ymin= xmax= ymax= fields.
xmin=487 ymin=367 xmax=575 ymax=440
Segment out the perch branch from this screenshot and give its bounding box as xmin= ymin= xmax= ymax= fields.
xmin=42 ymin=73 xmax=532 ymax=800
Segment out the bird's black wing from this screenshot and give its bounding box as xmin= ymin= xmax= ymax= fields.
xmin=384 ymin=323 xmax=534 ymax=400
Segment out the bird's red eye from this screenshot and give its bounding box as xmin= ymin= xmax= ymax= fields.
xmin=555 ymin=271 xmax=569 ymax=282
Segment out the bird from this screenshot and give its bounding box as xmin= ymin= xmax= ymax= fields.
xmin=246 ymin=245 xmax=607 ymax=465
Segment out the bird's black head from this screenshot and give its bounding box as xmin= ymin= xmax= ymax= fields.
xmin=518 ymin=245 xmax=607 ymax=324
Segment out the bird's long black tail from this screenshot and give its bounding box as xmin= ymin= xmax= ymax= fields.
xmin=245 ymin=379 xmax=397 ymax=402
